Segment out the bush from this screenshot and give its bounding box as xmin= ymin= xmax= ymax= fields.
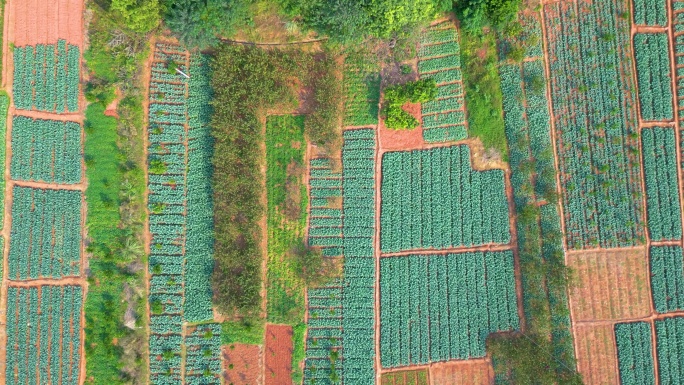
xmin=382 ymin=78 xmax=437 ymax=130
xmin=162 ymin=0 xmax=249 ymax=48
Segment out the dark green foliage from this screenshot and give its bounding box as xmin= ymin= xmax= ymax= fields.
xmin=281 ymin=0 xmax=452 ymax=42
xmin=83 ymin=5 xmax=149 ymax=384
xmin=221 ymin=318 xmax=265 ymax=345
xmin=383 ymin=78 xmax=437 ymax=129
xmin=110 ymin=0 xmax=162 ymax=33
xmin=455 ymin=0 xmax=522 ymax=32
xmin=461 ymin=30 xmax=508 ymax=159
xmin=162 ymin=0 xmax=250 ymax=48
xmin=210 ymin=45 xmax=308 ymax=317
xmin=305 ymin=51 xmax=344 ymax=154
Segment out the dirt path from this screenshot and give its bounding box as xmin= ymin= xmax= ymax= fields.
xmin=380 ymin=243 xmax=515 ymax=258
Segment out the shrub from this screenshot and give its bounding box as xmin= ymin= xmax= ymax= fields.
xmin=383 ymin=78 xmax=437 ymax=130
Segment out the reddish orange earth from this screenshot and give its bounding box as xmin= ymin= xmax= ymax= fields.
xmin=430 ymin=359 xmax=493 ymax=385
xmin=264 ymin=324 xmax=293 ymax=385
xmin=567 ymin=247 xmax=652 ymax=321
xmin=380 ymin=368 xmax=429 ymax=385
xmin=9 ymin=0 xmax=83 ymax=47
xmin=574 ymin=323 xmax=619 ymax=385
xmin=223 ymin=343 xmax=263 ymax=385
xmin=378 ymin=102 xmax=426 ymax=151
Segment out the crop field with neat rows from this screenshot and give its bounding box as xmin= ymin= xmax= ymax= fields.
xmin=13 ymin=40 xmax=79 ymax=113
xmin=418 ymin=23 xmax=467 ymax=142
xmin=5 ymin=285 xmax=82 ymax=385
xmin=381 ymin=145 xmax=510 ymax=253
xmin=655 ymin=317 xmax=684 ymax=383
xmin=8 ymin=186 xmax=81 ymax=280
xmin=673 ymin=2 xmax=684 ymax=129
xmin=308 ymin=157 xmax=343 ymax=257
xmin=303 ymin=128 xmax=377 ymax=384
xmin=380 ymin=251 xmax=519 ymax=367
xmin=633 ymin=0 xmax=667 ymax=26
xmin=641 ymin=127 xmax=682 ymax=241
xmin=650 ymin=246 xmax=684 ymax=313
xmin=634 ymin=33 xmax=674 ymax=122
xmin=544 ymin=0 xmax=644 ymax=249
xmin=146 ymin=43 xmax=218 ymax=384
xmin=614 ymin=322 xmax=655 ymax=385
xmin=184 ymin=324 xmax=222 ymax=385
xmin=10 ymin=116 xmax=82 ymax=184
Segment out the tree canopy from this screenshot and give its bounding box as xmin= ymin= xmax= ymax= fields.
xmin=110 ymin=0 xmax=161 ymax=33
xmin=162 ymin=0 xmax=249 ymax=48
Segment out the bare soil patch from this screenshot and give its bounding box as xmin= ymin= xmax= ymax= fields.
xmin=567 ymin=247 xmax=651 ymax=321
xmin=9 ymin=0 xmax=84 ymax=47
xmin=264 ymin=324 xmax=293 ymax=385
xmin=574 ymin=323 xmax=619 ymax=385
xmin=223 ymin=343 xmax=263 ymax=385
xmin=430 ymin=359 xmax=493 ymax=385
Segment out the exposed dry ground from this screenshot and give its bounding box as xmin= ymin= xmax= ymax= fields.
xmin=264 ymin=324 xmax=293 ymax=385
xmin=223 ymin=343 xmax=264 ymax=385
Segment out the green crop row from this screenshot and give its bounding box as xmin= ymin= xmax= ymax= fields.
xmin=380 ymin=145 xmax=510 ymax=253
xmin=380 ymin=251 xmax=519 ymax=367
xmin=13 ymin=40 xmax=79 ymax=113
xmin=303 ymin=128 xmax=377 ymax=384
xmin=656 ymin=317 xmax=684 ymax=384
xmin=8 ymin=186 xmax=81 ymax=280
xmin=6 ymin=285 xmax=82 ymax=385
xmin=615 ymin=322 xmax=655 ymax=385
xmin=634 ymin=33 xmax=674 ymax=122
xmin=649 ymin=246 xmax=684 ymax=313
xmin=10 ymin=116 xmax=82 ymax=184
xmin=634 ymin=0 xmax=667 ymax=26
xmin=544 ymin=0 xmax=644 ymax=249
xmin=146 ymin=43 xmax=217 ymax=385
xmin=343 ymin=53 xmax=380 ymax=127
xmin=184 ymin=324 xmax=222 ymax=385
xmin=418 ymin=23 xmax=467 ymax=143
xmin=641 ymin=127 xmax=682 ymax=241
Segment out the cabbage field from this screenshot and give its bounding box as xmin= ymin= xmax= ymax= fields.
xmin=5 ymin=285 xmax=82 ymax=385
xmin=146 ymin=42 xmax=219 ymax=385
xmin=633 ymin=33 xmax=674 ymax=122
xmin=614 ymin=322 xmax=655 ymax=385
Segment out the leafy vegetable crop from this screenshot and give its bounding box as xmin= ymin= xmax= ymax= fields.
xmin=615 ymin=322 xmax=656 ymax=385
xmin=634 ymin=33 xmax=674 ymax=122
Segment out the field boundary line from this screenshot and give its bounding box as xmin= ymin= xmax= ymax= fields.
xmin=379 ymin=357 xmax=492 ymax=374
xmin=379 ymin=243 xmax=514 ymax=258
xmin=6 ymin=277 xmax=86 ymax=287
xmin=10 ymin=179 xmax=85 ymax=191
xmin=10 ymin=108 xmax=84 ymax=123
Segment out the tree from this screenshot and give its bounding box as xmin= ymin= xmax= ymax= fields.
xmin=110 ymin=0 xmax=161 ymax=33
xmin=163 ymin=0 xmax=249 ymax=48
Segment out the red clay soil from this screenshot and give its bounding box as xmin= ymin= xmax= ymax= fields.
xmin=9 ymin=0 xmax=84 ymax=47
xmin=574 ymin=323 xmax=619 ymax=385
xmin=566 ymin=247 xmax=652 ymax=322
xmin=378 ymin=102 xmax=426 ymax=151
xmin=223 ymin=343 xmax=263 ymax=385
xmin=430 ymin=359 xmax=493 ymax=385
xmin=264 ymin=324 xmax=293 ymax=385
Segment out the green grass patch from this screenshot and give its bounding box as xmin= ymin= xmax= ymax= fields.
xmin=291 ymin=323 xmax=306 ymax=384
xmin=265 ymin=115 xmax=307 ymax=324
xmin=221 ymin=319 xmax=265 ymax=345
xmin=461 ymin=30 xmax=508 ymax=160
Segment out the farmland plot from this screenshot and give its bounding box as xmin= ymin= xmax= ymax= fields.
xmin=567 ymin=249 xmax=652 ymax=321
xmin=380 ymin=251 xmax=519 ymax=367
xmin=10 ymin=116 xmax=82 ymax=184
xmin=5 ymin=285 xmax=82 ymax=385
xmin=430 ymin=360 xmax=492 ymax=385
xmin=633 ymin=0 xmax=667 ymax=26
xmin=184 ymin=324 xmax=222 ymax=385
xmin=655 ymin=317 xmax=684 ymax=384
xmin=417 ymin=22 xmax=468 ymax=142
xmin=650 ymin=246 xmax=684 ymax=313
xmin=146 ymin=43 xmax=217 ymax=384
xmin=641 ymin=127 xmax=682 ymax=242
xmin=266 ymin=115 xmax=307 ymax=323
xmin=303 ymin=128 xmax=377 ymax=384
xmin=381 ymin=369 xmax=429 ymax=385
xmin=8 ymin=186 xmax=82 ymax=280
xmin=344 ymin=54 xmax=380 ymax=127
xmin=543 ymin=0 xmax=644 ymax=249
xmin=13 ymin=41 xmax=80 ymax=113
xmin=614 ymin=322 xmax=656 ymax=385
xmin=308 ymin=157 xmax=343 ymax=257
xmin=634 ymin=34 xmax=674 ymax=122
xmin=265 ymin=324 xmax=294 ymax=385
xmin=380 ymin=145 xmax=510 ymax=253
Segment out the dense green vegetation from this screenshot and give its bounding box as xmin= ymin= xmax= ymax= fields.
xmin=83 ymin=4 xmax=149 ymax=384
xmin=460 ymin=30 xmax=508 ymax=159
xmin=162 ymin=0 xmax=250 ymax=48
xmin=383 ymin=79 xmax=437 ymax=129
